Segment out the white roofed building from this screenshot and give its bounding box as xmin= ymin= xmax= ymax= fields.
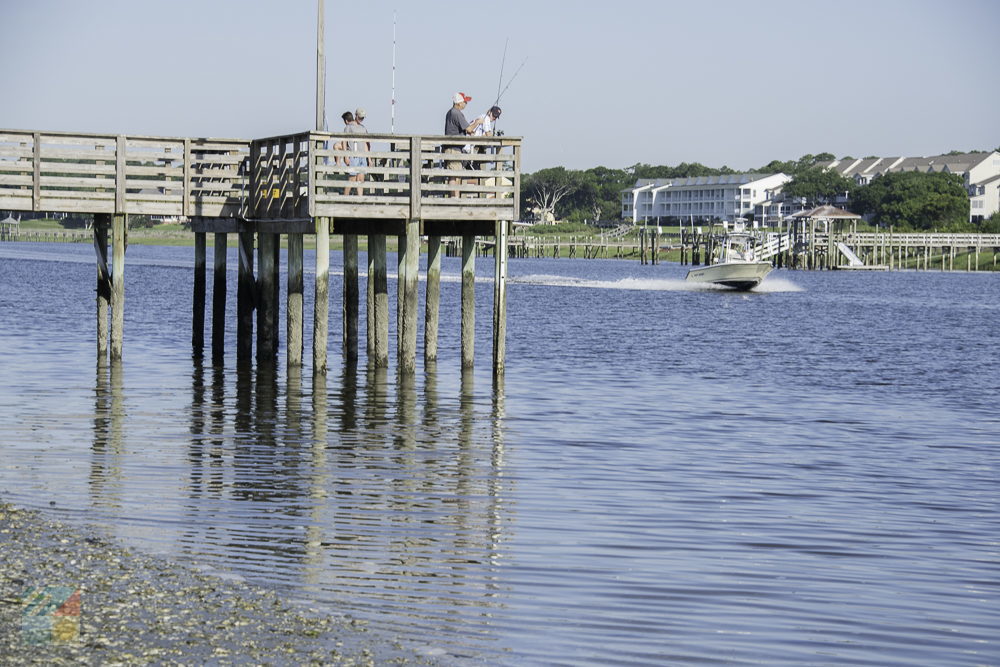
xmin=817 ymin=151 xmax=1000 ymax=223
xmin=621 ymin=173 xmax=791 ymax=226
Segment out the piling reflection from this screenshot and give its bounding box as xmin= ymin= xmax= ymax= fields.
xmin=90 ymin=359 xmax=124 ymax=510
xmin=104 ymin=356 xmax=515 ymax=654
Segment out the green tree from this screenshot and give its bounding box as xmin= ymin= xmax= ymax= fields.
xmin=782 ymin=167 xmax=854 ymax=204
xmin=521 ymin=167 xmax=580 ymax=222
xmin=851 ymin=171 xmax=969 ymax=230
xmin=631 ymin=162 xmax=735 ymax=179
xmin=980 ymin=210 xmax=1000 ymax=233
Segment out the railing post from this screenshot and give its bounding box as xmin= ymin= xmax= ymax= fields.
xmin=115 ymin=136 xmax=126 ymax=215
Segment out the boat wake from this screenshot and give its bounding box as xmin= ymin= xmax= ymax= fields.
xmin=512 ymin=274 xmax=803 ymax=293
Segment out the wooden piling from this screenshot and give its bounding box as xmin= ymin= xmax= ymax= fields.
xmin=397 ymin=234 xmax=405 ymax=360
xmin=237 ymin=229 xmax=255 ymax=361
xmin=110 ymin=213 xmax=125 ymax=361
xmin=313 ymin=217 xmax=330 ymax=374
xmin=94 ymin=214 xmax=110 ymax=359
xmin=493 ymin=220 xmax=508 ymax=377
xmin=462 ymin=234 xmax=476 ymax=369
xmin=193 ymin=230 xmax=206 ymax=355
xmin=256 ymin=232 xmax=278 ymax=363
xmin=367 ymin=239 xmax=376 ymax=357
xmin=371 ymin=233 xmax=389 ymax=368
xmin=425 ymin=236 xmax=441 ymax=364
xmin=287 ymin=232 xmax=304 ymax=367
xmin=400 ymin=219 xmax=420 ymax=373
xmin=212 ymin=232 xmax=227 ymax=362
xmin=342 ymin=234 xmax=359 ymax=361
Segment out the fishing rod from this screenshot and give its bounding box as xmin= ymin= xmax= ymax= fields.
xmin=490 ymin=44 xmax=526 ymax=137
xmin=390 ymin=11 xmax=397 ymax=133
xmin=495 ymin=38 xmax=509 ymax=108
xmin=494 ymin=56 xmax=527 ymax=107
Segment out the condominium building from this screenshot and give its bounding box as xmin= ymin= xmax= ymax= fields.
xmin=621 ymin=173 xmax=791 ymax=226
xmin=817 ymin=151 xmax=1000 ymax=223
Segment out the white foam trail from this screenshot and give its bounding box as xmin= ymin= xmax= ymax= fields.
xmin=512 ymin=274 xmax=804 ymax=293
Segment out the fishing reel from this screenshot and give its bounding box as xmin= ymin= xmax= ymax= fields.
xmin=495 ymin=130 xmax=504 ymax=137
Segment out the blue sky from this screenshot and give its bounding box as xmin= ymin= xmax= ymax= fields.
xmin=2 ymin=0 xmax=997 ymax=173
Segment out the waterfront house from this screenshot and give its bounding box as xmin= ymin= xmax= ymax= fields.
xmin=621 ymin=173 xmax=791 ymax=226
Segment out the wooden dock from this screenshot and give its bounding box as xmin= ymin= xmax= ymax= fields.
xmin=0 ymin=128 xmax=522 ymax=375
xmin=680 ymin=228 xmax=1000 ymax=271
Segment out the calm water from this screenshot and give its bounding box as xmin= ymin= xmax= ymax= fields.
xmin=1 ymin=242 xmax=998 ymax=665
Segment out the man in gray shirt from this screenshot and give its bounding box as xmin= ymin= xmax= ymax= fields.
xmin=444 ymin=92 xmax=482 ymax=197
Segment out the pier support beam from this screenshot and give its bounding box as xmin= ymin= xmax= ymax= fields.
xmin=256 ymin=232 xmax=279 ymax=363
xmin=212 ymin=232 xmax=227 ymax=363
xmin=371 ymin=234 xmax=389 ymax=368
xmin=193 ymin=230 xmax=206 ymax=355
xmin=287 ymin=232 xmax=304 ymax=367
xmin=492 ymin=220 xmax=508 ymax=377
xmin=424 ymin=236 xmax=441 ymax=364
xmin=237 ymin=229 xmax=255 ymax=361
xmin=94 ymin=214 xmax=111 ymax=359
xmin=110 ymin=213 xmax=126 ymax=361
xmin=313 ymin=217 xmax=330 ymax=374
xmin=367 ymin=240 xmax=376 ymax=357
xmin=343 ymin=234 xmax=359 ymax=361
xmin=461 ymin=234 xmax=476 ymax=369
xmin=399 ymin=219 xmax=420 ymax=374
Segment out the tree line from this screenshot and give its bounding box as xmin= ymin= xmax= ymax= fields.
xmin=521 ymin=149 xmax=1000 ymax=232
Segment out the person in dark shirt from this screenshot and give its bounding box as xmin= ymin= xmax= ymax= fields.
xmin=444 ymin=92 xmax=482 ymax=197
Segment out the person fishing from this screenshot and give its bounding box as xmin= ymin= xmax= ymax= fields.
xmin=444 ymin=92 xmax=483 ymax=197
xmin=468 ymin=106 xmax=503 ymax=196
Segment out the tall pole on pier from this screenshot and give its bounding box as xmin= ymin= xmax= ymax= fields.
xmin=316 ymin=0 xmax=326 ymax=131
xmin=312 ymin=0 xmax=330 ymax=374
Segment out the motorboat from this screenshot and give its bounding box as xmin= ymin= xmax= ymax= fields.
xmin=685 ymin=231 xmax=772 ymax=291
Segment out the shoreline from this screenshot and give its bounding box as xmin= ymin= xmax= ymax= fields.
xmin=0 ymin=501 xmax=430 ymax=665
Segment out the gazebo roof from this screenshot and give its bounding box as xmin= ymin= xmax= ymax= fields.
xmin=789 ymin=205 xmax=861 ymax=220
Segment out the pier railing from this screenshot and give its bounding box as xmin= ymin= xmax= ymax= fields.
xmin=843 ymin=232 xmax=1000 ymax=248
xmin=0 ymin=130 xmax=249 ymax=217
xmin=249 ymin=131 xmax=521 ymax=222
xmin=1 ymin=129 xmax=522 ymax=226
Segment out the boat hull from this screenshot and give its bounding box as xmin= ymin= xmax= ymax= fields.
xmin=686 ymin=261 xmax=772 ymax=291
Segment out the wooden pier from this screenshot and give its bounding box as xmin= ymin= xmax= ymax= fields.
xmin=0 ymin=128 xmax=521 ymax=375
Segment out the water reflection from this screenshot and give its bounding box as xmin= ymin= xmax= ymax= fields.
xmin=89 ymin=355 xmax=513 ymax=656
xmin=91 ymin=359 xmax=124 ymax=510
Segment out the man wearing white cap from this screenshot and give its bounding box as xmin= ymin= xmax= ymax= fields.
xmin=444 ymin=92 xmax=482 ymax=197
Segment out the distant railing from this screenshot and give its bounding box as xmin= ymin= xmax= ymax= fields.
xmin=249 ymin=131 xmax=521 ymax=222
xmin=0 ymin=130 xmax=249 ymax=217
xmin=845 ymin=232 xmax=1000 ymax=247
